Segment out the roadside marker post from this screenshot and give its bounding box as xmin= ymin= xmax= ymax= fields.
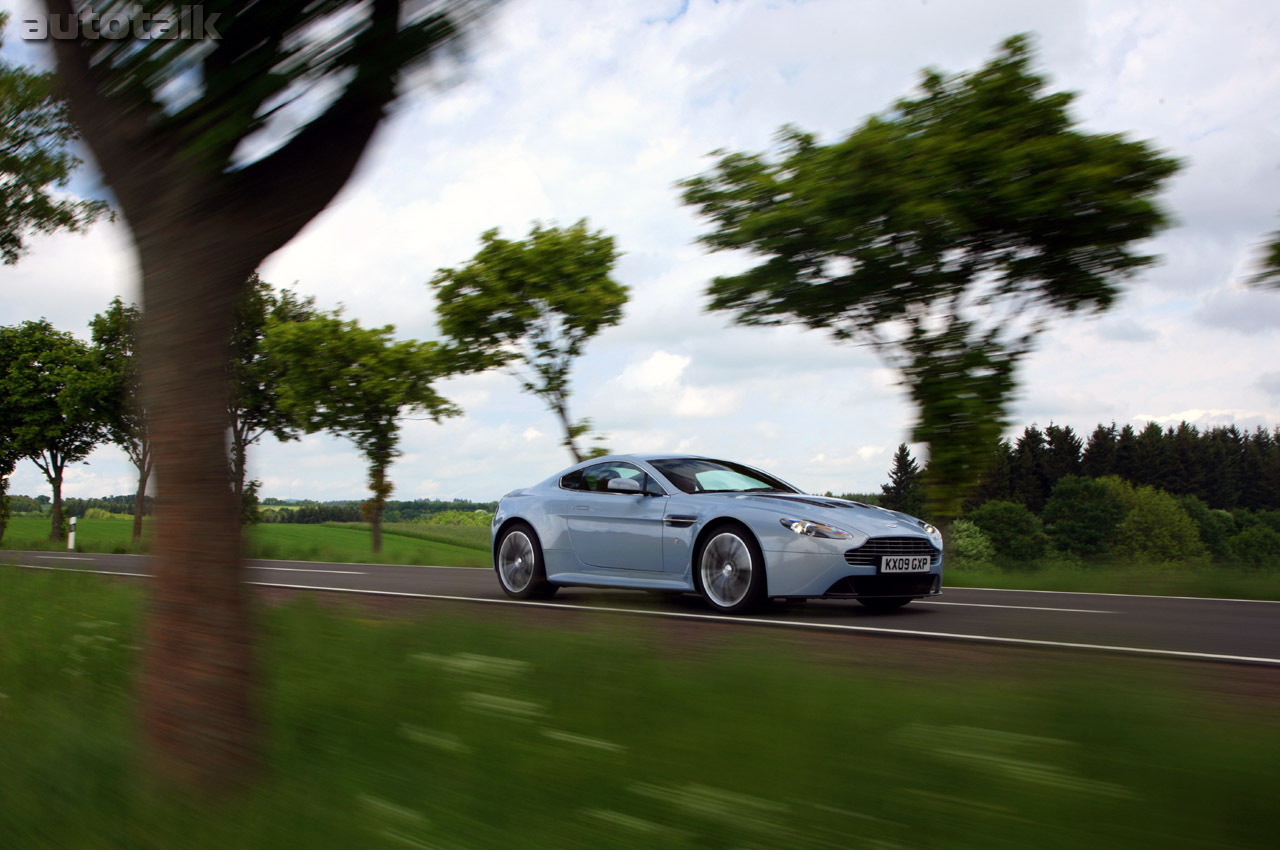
xmin=68 ymin=516 xmax=76 ymax=551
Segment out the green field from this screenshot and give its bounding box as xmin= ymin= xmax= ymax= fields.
xmin=1 ymin=565 xmax=1275 ymax=849
xmin=0 ymin=516 xmax=490 ymax=568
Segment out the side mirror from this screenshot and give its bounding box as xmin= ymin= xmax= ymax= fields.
xmin=606 ymin=477 xmax=642 ymax=494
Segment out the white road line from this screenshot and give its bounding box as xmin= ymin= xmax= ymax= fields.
xmin=915 ymin=600 xmax=1111 ymax=614
xmin=956 ymin=586 xmax=1280 ymax=604
xmin=17 ymin=564 xmax=148 ymax=578
xmin=249 ymin=566 xmax=365 ymax=575
xmin=34 ymin=555 xmax=96 ymax=561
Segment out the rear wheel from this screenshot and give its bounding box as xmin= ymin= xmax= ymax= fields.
xmin=857 ymin=596 xmax=913 ymax=612
xmin=495 ymin=523 xmax=557 ymax=600
xmin=694 ymin=525 xmax=766 ymax=614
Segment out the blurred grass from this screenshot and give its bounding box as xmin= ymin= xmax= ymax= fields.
xmin=323 ymin=521 xmax=490 ymax=552
xmin=2 ymin=565 xmax=1277 ymax=849
xmin=244 ymin=524 xmax=489 ymax=567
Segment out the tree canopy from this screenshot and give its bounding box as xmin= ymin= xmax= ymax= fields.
xmin=0 ymin=319 xmax=105 ymax=540
xmin=266 ymin=313 xmax=460 ymax=552
xmin=680 ymin=34 xmax=1179 ymax=521
xmin=90 ymin=297 xmax=152 ymax=540
xmin=432 ymin=220 xmax=627 ymax=462
xmin=0 ymin=12 xmax=107 ymax=263
xmin=228 ymin=275 xmax=317 ymax=515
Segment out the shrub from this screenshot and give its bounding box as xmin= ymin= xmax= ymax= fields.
xmin=83 ymin=507 xmax=114 ymax=520
xmin=1042 ymin=476 xmax=1123 ymax=557
xmin=1227 ymin=524 xmax=1280 ymax=570
xmin=423 ymin=509 xmax=494 ymax=527
xmin=1113 ymin=485 xmax=1205 ymax=565
xmin=1176 ymin=495 xmax=1235 ymax=557
xmin=965 ymin=501 xmax=1049 ymax=563
xmin=946 ymin=519 xmax=996 ymax=570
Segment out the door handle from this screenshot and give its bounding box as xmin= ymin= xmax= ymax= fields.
xmin=573 ymin=505 xmax=590 ymax=512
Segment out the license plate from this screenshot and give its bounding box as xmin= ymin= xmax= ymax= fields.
xmin=880 ymin=555 xmax=931 ymax=573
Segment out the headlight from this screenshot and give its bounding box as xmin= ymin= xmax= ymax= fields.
xmin=780 ymin=518 xmax=853 ymax=540
xmin=919 ymin=521 xmax=943 ymax=548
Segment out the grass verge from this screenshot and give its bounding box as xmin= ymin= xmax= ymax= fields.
xmin=1 ymin=565 xmax=1277 ymax=849
xmin=0 ymin=517 xmax=489 ymax=568
xmin=946 ymin=562 xmax=1280 ymax=599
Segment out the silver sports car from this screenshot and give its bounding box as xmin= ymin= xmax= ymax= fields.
xmin=491 ymin=454 xmax=943 ymax=613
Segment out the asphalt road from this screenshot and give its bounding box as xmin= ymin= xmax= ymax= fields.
xmin=7 ymin=549 xmax=1280 ymax=665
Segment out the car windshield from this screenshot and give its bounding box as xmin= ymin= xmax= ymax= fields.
xmin=648 ymin=458 xmax=799 ymax=495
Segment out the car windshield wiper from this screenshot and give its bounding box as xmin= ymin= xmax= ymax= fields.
xmin=739 ymin=487 xmax=792 ymax=493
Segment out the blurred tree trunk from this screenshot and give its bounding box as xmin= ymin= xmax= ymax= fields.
xmin=134 ymin=205 xmax=260 ymax=786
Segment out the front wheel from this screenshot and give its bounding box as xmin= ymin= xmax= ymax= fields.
xmin=694 ymin=526 xmax=767 ymax=614
xmin=857 ymin=596 xmax=913 ymax=612
xmin=495 ymin=523 xmax=557 ymax=600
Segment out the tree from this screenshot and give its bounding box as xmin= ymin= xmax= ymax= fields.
xmin=679 ymin=35 xmax=1179 ymax=522
xmin=880 ymin=443 xmax=923 ymax=516
xmin=966 ymin=499 xmax=1049 ymax=563
xmin=1113 ymin=485 xmax=1205 ymax=565
xmin=0 ymin=320 xmax=105 ymax=541
xmin=0 ymin=12 xmax=107 ymax=263
xmin=1251 ymin=220 xmax=1280 ymax=289
xmin=90 ymin=297 xmax=151 ymax=541
xmin=41 ymin=0 xmax=493 ymax=789
xmin=431 ymin=220 xmax=627 ymax=462
xmin=228 ymin=275 xmax=317 ymax=518
xmin=1081 ymin=423 xmax=1118 ymax=479
xmin=1042 ymin=475 xmax=1122 ymax=557
xmin=1011 ymin=425 xmax=1051 ymax=512
xmin=266 ymin=314 xmax=460 ymax=553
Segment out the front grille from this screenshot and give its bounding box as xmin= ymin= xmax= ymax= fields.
xmin=844 ymin=537 xmax=940 ymax=567
xmin=824 ymin=574 xmax=939 ymax=597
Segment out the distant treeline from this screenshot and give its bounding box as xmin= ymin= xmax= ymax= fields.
xmin=8 ymin=494 xmax=154 ymax=517
xmin=968 ymin=422 xmax=1280 ymax=513
xmin=260 ymin=498 xmax=499 ymax=524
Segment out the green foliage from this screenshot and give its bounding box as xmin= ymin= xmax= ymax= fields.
xmin=0 ymin=13 xmax=108 ymax=263
xmin=1228 ymin=524 xmax=1280 ymax=570
xmin=966 ymin=500 xmax=1049 ymax=563
xmin=1176 ymin=495 xmax=1236 ymax=557
xmin=1043 ymin=475 xmax=1123 ymax=557
xmin=946 ymin=519 xmax=996 ymax=570
xmin=83 ymin=507 xmax=114 ymax=520
xmin=431 ymin=220 xmax=627 ymax=462
xmin=681 ymin=35 xmax=1179 ymax=521
xmin=1252 ymin=219 xmax=1280 ymax=289
xmin=879 ymin=443 xmax=924 ymax=516
xmin=1113 ymin=486 xmax=1206 ymax=566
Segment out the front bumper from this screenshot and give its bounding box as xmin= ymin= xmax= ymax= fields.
xmin=762 ymin=542 xmax=943 ymax=598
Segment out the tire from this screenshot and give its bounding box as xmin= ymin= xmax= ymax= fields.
xmin=857 ymin=596 xmax=913 ymax=612
xmin=495 ymin=522 xmax=557 ymax=600
xmin=693 ymin=524 xmax=767 ymax=614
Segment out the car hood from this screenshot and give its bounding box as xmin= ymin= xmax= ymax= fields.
xmin=728 ymin=493 xmax=929 ymax=538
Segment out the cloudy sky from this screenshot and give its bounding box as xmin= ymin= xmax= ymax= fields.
xmin=3 ymin=0 xmax=1279 ymax=503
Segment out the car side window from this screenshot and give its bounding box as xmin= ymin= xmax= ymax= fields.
xmin=579 ymin=462 xmax=649 ymax=494
xmin=560 ymin=469 xmax=585 ymax=491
